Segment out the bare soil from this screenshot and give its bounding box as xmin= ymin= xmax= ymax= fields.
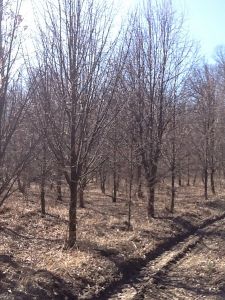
xmin=0 ymin=181 xmax=225 ymax=299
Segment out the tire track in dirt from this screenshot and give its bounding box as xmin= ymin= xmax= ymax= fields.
xmin=89 ymin=211 xmax=225 ymax=300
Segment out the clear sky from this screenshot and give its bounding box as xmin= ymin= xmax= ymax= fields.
xmin=115 ymin=0 xmax=225 ymax=62
xmin=21 ymin=0 xmax=225 ymax=63
xmin=173 ymin=0 xmax=225 ymax=61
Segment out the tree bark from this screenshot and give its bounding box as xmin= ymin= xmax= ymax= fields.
xmin=40 ymin=142 xmax=47 ymax=217
xmin=100 ymin=166 xmax=106 ymax=194
xmin=210 ymin=168 xmax=215 ymax=195
xmin=170 ymin=170 xmax=175 ymax=213
xmin=187 ymin=156 xmax=190 ymax=186
xmin=68 ymin=175 xmax=78 ymax=247
xmin=112 ymin=168 xmax=117 ymax=203
xmin=204 ymin=167 xmax=208 ymax=200
xmin=56 ymin=167 xmax=62 ymax=201
xmin=137 ymin=165 xmax=143 ymax=198
xmin=79 ymin=180 xmax=86 ymax=208
xmin=193 ymin=172 xmax=197 ymax=186
xmin=147 ymin=184 xmax=155 ymax=218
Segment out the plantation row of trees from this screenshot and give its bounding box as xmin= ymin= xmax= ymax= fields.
xmin=1 ymin=0 xmax=225 ymax=247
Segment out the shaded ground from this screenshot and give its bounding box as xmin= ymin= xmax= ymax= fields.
xmin=138 ymin=218 xmax=225 ymax=300
xmin=0 ymin=182 xmax=225 ymax=299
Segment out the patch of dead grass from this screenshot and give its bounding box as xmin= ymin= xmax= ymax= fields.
xmin=1 ymin=181 xmax=225 ymax=298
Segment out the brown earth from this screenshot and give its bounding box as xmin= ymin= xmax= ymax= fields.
xmin=0 ymin=181 xmax=225 ymax=299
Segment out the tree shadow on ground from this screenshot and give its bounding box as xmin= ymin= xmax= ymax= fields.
xmin=204 ymin=198 xmax=225 ymax=210
xmin=0 ymin=254 xmax=78 ymax=300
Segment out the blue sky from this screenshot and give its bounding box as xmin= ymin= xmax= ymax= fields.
xmin=117 ymin=0 xmax=225 ymax=62
xmin=173 ymin=0 xmax=225 ymax=61
xmin=21 ymin=0 xmax=225 ymax=62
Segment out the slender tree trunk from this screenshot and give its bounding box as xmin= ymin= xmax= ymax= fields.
xmin=100 ymin=166 xmax=106 ymax=194
xmin=137 ymin=165 xmax=143 ymax=198
xmin=147 ymin=184 xmax=155 ymax=218
xmin=178 ymin=172 xmax=182 ymax=187
xmin=170 ymin=102 xmax=176 ymax=213
xmin=68 ymin=106 xmax=78 ymax=247
xmin=40 ymin=183 xmax=45 ymax=216
xmin=128 ymin=140 xmax=133 ymax=230
xmin=178 ymin=162 xmax=182 ymax=186
xmin=56 ymin=166 xmax=62 ymax=201
xmin=79 ymin=179 xmax=86 ymax=208
xmin=68 ymin=175 xmax=78 ymax=247
xmin=170 ymin=169 xmax=175 ymax=213
xmin=128 ymin=174 xmax=132 ymax=230
xmin=187 ymin=156 xmax=190 ymax=186
xmin=112 ymin=168 xmax=117 ymax=203
xmin=101 ymin=179 xmax=106 ymax=194
xmin=210 ymin=168 xmax=215 ymax=195
xmin=193 ymin=172 xmax=197 ymax=186
xmin=40 ymin=142 xmax=47 ymax=217
xmin=18 ymin=177 xmax=26 ymax=195
xmin=204 ymin=167 xmax=208 ymax=200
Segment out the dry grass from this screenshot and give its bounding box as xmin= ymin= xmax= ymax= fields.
xmin=1 ymin=179 xmax=225 ymax=298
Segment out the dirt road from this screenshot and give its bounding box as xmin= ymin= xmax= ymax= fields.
xmin=106 ymin=216 xmax=225 ymax=300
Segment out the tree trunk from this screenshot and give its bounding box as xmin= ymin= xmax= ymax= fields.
xmin=127 ymin=141 xmax=133 ymax=230
xmin=210 ymin=168 xmax=215 ymax=195
xmin=40 ymin=184 xmax=45 ymax=216
xmin=178 ymin=168 xmax=182 ymax=186
xmin=137 ymin=165 xmax=143 ymax=198
xmin=40 ymin=142 xmax=46 ymax=217
xmin=204 ymin=167 xmax=208 ymax=200
xmin=79 ymin=182 xmax=85 ymax=208
xmin=68 ymin=176 xmax=78 ymax=247
xmin=147 ymin=185 xmax=155 ymax=218
xmin=112 ymin=170 xmax=117 ymax=203
xmin=56 ymin=167 xmax=62 ymax=201
xmin=18 ymin=177 xmax=27 ymax=202
xmin=112 ymin=163 xmax=118 ymax=202
xmin=193 ymin=172 xmax=197 ymax=186
xmin=187 ymin=156 xmax=190 ymax=186
xmin=68 ymin=107 xmax=78 ymax=247
xmin=101 ymin=180 xmax=105 ymax=194
xmin=170 ymin=170 xmax=175 ymax=213
xmin=100 ymin=167 xmax=106 ymax=194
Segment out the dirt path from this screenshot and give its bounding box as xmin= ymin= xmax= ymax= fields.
xmin=100 ymin=214 xmax=225 ymax=300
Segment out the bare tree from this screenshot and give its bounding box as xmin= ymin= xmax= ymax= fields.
xmin=125 ymin=0 xmax=194 ymax=218
xmin=189 ymin=64 xmax=218 ymax=199
xmin=34 ymin=0 xmax=127 ymax=247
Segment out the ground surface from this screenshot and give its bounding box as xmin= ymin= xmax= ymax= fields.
xmin=0 ymin=181 xmax=225 ymax=299
xmin=108 ymin=214 xmax=225 ymax=300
